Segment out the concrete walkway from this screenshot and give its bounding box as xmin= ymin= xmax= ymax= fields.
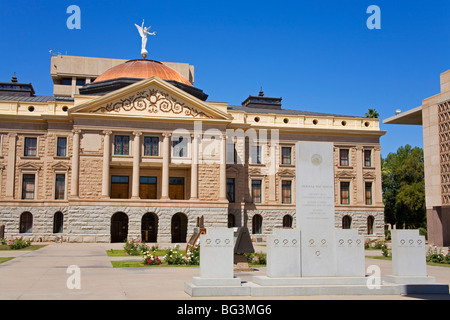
xmin=0 ymin=242 xmax=449 ymax=300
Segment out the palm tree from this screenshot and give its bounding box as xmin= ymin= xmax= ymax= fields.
xmin=365 ymin=108 xmax=379 ymax=118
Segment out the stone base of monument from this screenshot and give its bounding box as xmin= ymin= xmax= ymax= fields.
xmin=250 ymin=276 xmax=402 ymax=296
xmin=233 ymin=254 xmax=254 ymax=272
xmin=184 ymin=277 xmax=251 ymax=297
xmin=246 ymin=276 xmax=449 ymax=297
xmin=383 ymin=275 xmax=449 ymax=294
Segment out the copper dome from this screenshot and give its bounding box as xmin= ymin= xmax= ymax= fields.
xmin=94 ymin=59 xmax=192 ymax=86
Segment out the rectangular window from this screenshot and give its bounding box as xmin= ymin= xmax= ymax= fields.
xmin=226 ymin=143 xmax=236 ymax=164
xmin=340 ymin=182 xmax=350 ymax=205
xmin=281 ymin=147 xmax=292 ymax=165
xmin=339 ymin=149 xmax=349 ymax=166
xmin=75 ymin=78 xmax=86 ymax=86
xmin=169 ymin=177 xmax=185 ymax=200
xmin=140 ymin=176 xmax=157 ymax=199
xmin=251 ymin=145 xmax=262 ymax=164
xmin=24 ymin=137 xmax=37 ymax=157
xmin=251 ymin=179 xmax=262 ymax=203
xmin=22 ymin=174 xmax=35 ymax=200
xmin=227 ymin=178 xmax=235 ymax=203
xmin=56 ymin=137 xmax=67 ymax=157
xmin=55 ymin=174 xmax=65 ymax=200
xmin=61 ymin=78 xmax=72 ymax=86
xmin=282 ymin=180 xmax=292 ymax=204
xmin=365 ymin=182 xmax=373 ymax=205
xmin=111 ymin=176 xmax=129 ymax=199
xmin=143 ymin=136 xmax=159 ymax=157
xmin=364 ymin=150 xmax=372 ymax=167
xmin=114 ymin=135 xmax=130 ymax=155
xmin=172 ymin=137 xmax=187 ymax=157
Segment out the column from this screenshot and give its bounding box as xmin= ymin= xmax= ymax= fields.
xmin=161 ymin=132 xmax=171 ymax=200
xmin=131 ymin=131 xmax=142 ymax=199
xmin=190 ymin=133 xmax=199 ymax=200
xmin=5 ymin=133 xmax=17 ymax=199
xmin=101 ymin=130 xmax=112 ymax=198
xmin=374 ymin=146 xmax=383 ymax=205
xmin=219 ymin=133 xmax=227 ymax=201
xmin=70 ymin=129 xmax=81 ymax=198
xmin=356 ymin=146 xmax=364 ymax=204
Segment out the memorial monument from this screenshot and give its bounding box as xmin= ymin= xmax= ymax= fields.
xmin=185 ymin=142 xmax=449 ymax=297
xmin=184 ymin=228 xmax=250 ymax=296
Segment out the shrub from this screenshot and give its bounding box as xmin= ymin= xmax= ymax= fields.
xmin=183 ymin=245 xmax=200 ymax=265
xmin=245 ymin=252 xmax=267 ymax=265
xmin=426 ymin=246 xmax=447 ymax=264
xmin=8 ymin=237 xmax=31 ymax=250
xmin=381 ymin=244 xmax=390 ymax=257
xmin=165 ymin=245 xmax=185 ymax=265
xmin=124 ymin=239 xmax=149 ymax=256
xmin=142 ymin=251 xmax=162 ymax=265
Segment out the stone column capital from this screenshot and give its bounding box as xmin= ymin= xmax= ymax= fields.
xmin=162 ymin=132 xmax=172 ymax=138
xmin=103 ymin=130 xmax=113 ymax=136
xmin=133 ymin=131 xmax=142 ymax=137
xmin=72 ymin=129 xmax=82 ymax=135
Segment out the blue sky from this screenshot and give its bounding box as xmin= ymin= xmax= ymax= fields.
xmin=0 ymin=0 xmax=449 ymax=158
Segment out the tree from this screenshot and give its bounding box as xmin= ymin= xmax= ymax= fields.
xmin=381 ymin=145 xmax=426 ymax=229
xmin=365 ymin=108 xmax=379 ymax=118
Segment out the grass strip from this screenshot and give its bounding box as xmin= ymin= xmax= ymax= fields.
xmin=0 ymin=257 xmax=14 ymax=264
xmin=0 ymin=245 xmax=47 ymax=251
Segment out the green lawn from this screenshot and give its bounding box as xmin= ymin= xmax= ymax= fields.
xmin=110 ymin=260 xmax=198 ymax=268
xmin=367 ymin=255 xmax=450 ymax=268
xmin=0 ymin=257 xmax=14 ymax=264
xmin=106 ymin=249 xmax=183 ymax=257
xmin=0 ymin=244 xmax=47 ymax=251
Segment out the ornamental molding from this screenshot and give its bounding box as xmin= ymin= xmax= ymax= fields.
xmin=89 ymin=88 xmax=213 ymax=119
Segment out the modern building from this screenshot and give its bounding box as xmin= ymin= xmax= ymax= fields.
xmin=384 ymin=69 xmax=450 ymax=247
xmin=0 ymin=54 xmax=386 ymax=243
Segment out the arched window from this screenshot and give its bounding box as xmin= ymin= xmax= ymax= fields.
xmin=282 ymin=215 xmax=293 ymax=228
xmin=20 ymin=212 xmax=33 ymax=233
xmin=252 ymin=214 xmax=263 ymax=234
xmin=53 ymin=212 xmax=64 ymax=233
xmin=342 ymin=215 xmax=352 ymax=229
xmin=367 ymin=215 xmax=375 ymax=235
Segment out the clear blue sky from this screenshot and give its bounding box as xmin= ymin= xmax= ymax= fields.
xmin=0 ymin=0 xmax=449 ymax=158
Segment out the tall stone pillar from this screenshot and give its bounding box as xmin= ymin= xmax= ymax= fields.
xmin=131 ymin=131 xmax=142 ymax=199
xmin=190 ymin=133 xmax=199 ymax=200
xmin=161 ymin=132 xmax=171 ymax=200
xmin=5 ymin=133 xmax=17 ymax=199
xmin=101 ymin=130 xmax=112 ymax=198
xmin=70 ymin=129 xmax=81 ymax=198
xmin=374 ymin=146 xmax=383 ymax=204
xmin=219 ymin=133 xmax=227 ymax=201
xmin=356 ymin=146 xmax=364 ymax=204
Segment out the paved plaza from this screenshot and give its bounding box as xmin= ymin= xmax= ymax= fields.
xmin=0 ymin=242 xmax=449 ymax=300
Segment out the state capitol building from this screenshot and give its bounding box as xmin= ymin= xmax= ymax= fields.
xmin=0 ymin=53 xmax=385 ymax=243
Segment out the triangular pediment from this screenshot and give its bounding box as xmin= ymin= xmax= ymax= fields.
xmin=18 ymin=162 xmax=41 ymax=171
xmin=70 ymin=76 xmax=232 ymax=122
xmin=52 ymin=162 xmax=71 ymax=171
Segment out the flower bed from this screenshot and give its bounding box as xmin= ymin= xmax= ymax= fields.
xmin=8 ymin=237 xmax=31 ymax=250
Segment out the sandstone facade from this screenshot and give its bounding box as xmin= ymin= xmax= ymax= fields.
xmin=0 ymin=58 xmax=386 ymax=244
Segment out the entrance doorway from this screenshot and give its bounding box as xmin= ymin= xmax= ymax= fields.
xmin=111 ymin=212 xmax=128 ymax=243
xmin=171 ymin=212 xmax=187 ymax=243
xmin=141 ymin=212 xmax=158 ymax=242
